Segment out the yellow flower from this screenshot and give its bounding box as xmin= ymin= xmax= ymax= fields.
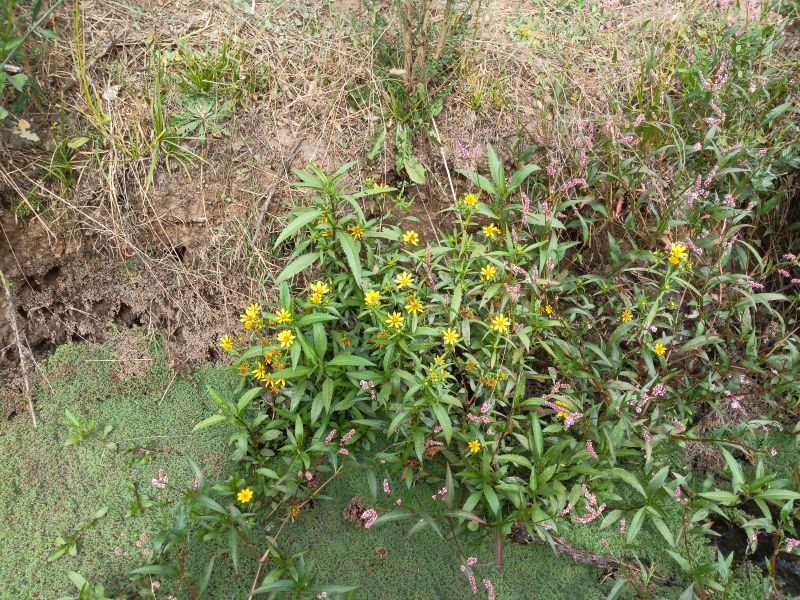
xmin=364 ymin=290 xmax=381 ymax=307
xmin=237 ymin=488 xmax=254 ymax=504
xmin=403 ymin=229 xmax=420 ymax=246
xmin=238 ymin=361 xmax=250 ymax=376
xmin=654 ymin=343 xmax=667 ymax=356
xmin=240 ymin=303 xmax=264 ymax=331
xmin=252 ymin=363 xmax=268 ymax=381
xmin=277 ymin=330 xmax=296 ymax=349
xmin=341 ymin=335 xmax=351 ymax=347
xmin=544 ymin=304 xmax=553 ymax=315
xmin=463 ymin=193 xmax=478 ymax=207
xmin=442 ymin=328 xmax=459 ymax=345
xmin=482 ymin=224 xmax=501 ymax=239
xmin=264 ymin=375 xmax=286 ymax=393
xmin=468 ymin=439 xmax=482 ymax=454
xmin=668 ymin=243 xmax=687 ymax=265
xmin=433 ymin=354 xmax=446 ymax=366
xmin=395 ymin=272 xmax=414 ymax=289
xmin=350 ymin=224 xmax=365 ymax=239
xmin=489 ymin=314 xmax=510 ymax=334
xmin=321 ymin=228 xmax=332 ymax=237
xmin=310 ymin=292 xmax=324 ymax=305
xmin=220 ymin=335 xmax=233 ymax=352
xmin=405 ymin=296 xmax=424 ymax=315
xmin=275 ymin=308 xmax=292 ymax=325
xmin=555 ymin=400 xmax=571 ymax=419
xmin=386 ymin=312 xmax=404 ymax=329
xmin=621 ymin=310 xmax=633 ymax=323
xmin=310 ymin=281 xmax=331 ymax=296
xmin=480 ymin=265 xmax=497 ymax=281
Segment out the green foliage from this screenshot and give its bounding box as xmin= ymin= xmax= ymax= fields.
xmin=156 ymin=123 xmax=798 ymax=595
xmin=1 ymin=0 xmax=61 ymax=127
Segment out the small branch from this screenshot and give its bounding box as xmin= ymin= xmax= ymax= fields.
xmin=1 ymin=270 xmax=37 ymax=427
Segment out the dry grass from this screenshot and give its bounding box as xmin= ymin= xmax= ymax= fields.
xmin=0 ymin=0 xmax=797 ymax=377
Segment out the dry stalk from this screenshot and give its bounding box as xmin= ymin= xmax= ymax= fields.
xmin=0 ymin=270 xmax=37 ymax=427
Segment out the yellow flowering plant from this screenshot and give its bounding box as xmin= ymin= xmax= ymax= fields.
xmin=175 ymin=155 xmax=800 ymax=596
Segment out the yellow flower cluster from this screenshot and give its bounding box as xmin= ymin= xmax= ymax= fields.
xmin=405 ymin=296 xmax=424 ymax=315
xmin=482 ymin=223 xmax=501 ymax=239
xmin=480 ymin=265 xmax=497 ymax=281
xmin=403 ymin=229 xmax=420 ymax=246
xmin=442 ymin=328 xmax=459 ymax=345
xmin=309 ymin=281 xmax=331 ymax=305
xmin=275 ymin=308 xmax=292 ymax=325
xmin=240 ymin=304 xmax=264 ymax=332
xmin=668 ymin=243 xmax=687 ymax=266
xmin=350 ymin=224 xmax=365 ymax=239
xmin=489 ymin=313 xmax=510 ymax=334
xmin=554 ymin=399 xmax=571 ymax=419
xmin=277 ymin=329 xmax=296 ymax=348
xmin=386 ymin=312 xmax=404 ymax=330
xmin=395 ymin=272 xmax=414 ymax=289
xmin=365 ymin=289 xmax=381 ymax=307
xmin=220 ymin=335 xmax=233 ymax=352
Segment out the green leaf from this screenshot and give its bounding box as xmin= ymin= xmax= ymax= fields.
xmin=756 ymin=489 xmax=800 ymax=502
xmin=337 ymin=230 xmax=363 ymax=288
xmin=497 ymin=454 xmax=532 ymax=468
xmin=326 ymin=354 xmax=375 ymax=368
xmin=678 ymin=335 xmax=722 ymax=355
xmin=403 ymin=155 xmax=425 ymax=184
xmin=193 ymin=414 xmax=226 ymax=432
xmin=273 ymin=209 xmax=323 ymax=248
xmin=483 ymin=486 xmax=500 ymax=515
xmin=651 ymin=516 xmax=675 ymax=546
xmin=721 ymin=448 xmax=745 ymax=491
xmin=431 ymin=403 xmax=452 ymax=444
xmin=237 ymin=387 xmax=263 ymax=413
xmin=626 ymin=507 xmax=646 ymax=543
xmin=276 ymin=253 xmax=317 ymax=283
xmin=698 ymin=490 xmax=739 ymax=505
xmin=606 ymin=468 xmax=646 ymax=498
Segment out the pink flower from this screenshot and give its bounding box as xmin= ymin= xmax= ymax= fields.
xmin=586 ymin=440 xmax=598 ymax=459
xmin=559 ymin=178 xmax=587 ymax=194
xmin=786 ymin=538 xmax=800 ymax=553
xmin=460 ymin=565 xmax=478 ymax=594
xmin=483 ymin=579 xmax=496 ymax=600
xmin=770 ymin=447 xmax=778 ymax=457
xmin=675 ymin=485 xmax=688 ymax=505
xmin=619 ymin=518 xmax=626 ymax=535
xmin=341 ymin=428 xmax=356 ymax=444
xmin=325 ymin=429 xmax=337 ymax=443
xmin=151 ymin=468 xmax=169 ymax=490
xmin=383 ymin=479 xmax=391 ymax=495
xmin=467 ymin=556 xmax=478 ymax=566
xmin=338 ymin=448 xmax=349 ymax=456
xmin=361 ymin=508 xmax=378 ymax=528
